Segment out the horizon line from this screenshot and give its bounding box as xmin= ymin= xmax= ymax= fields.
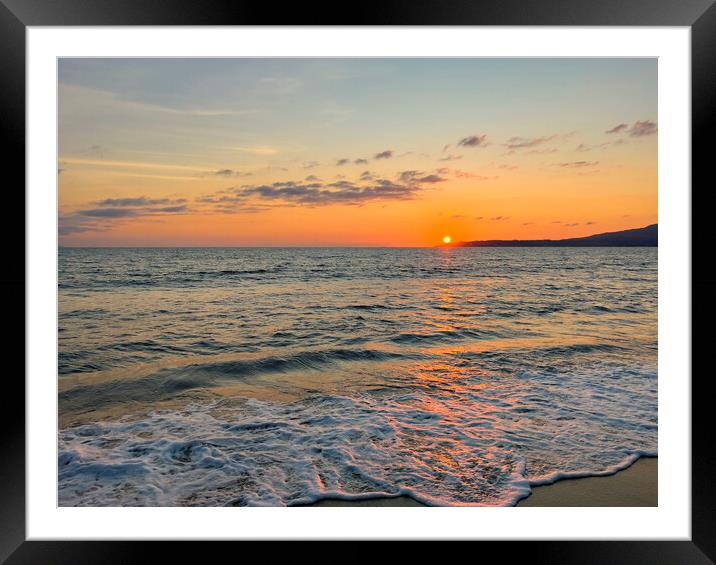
xmin=59 ymin=223 xmax=657 ymax=249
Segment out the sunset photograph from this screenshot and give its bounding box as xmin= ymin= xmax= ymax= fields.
xmin=57 ymin=57 xmax=657 ymax=507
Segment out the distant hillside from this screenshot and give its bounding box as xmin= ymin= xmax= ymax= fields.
xmin=452 ymin=224 xmax=657 ymax=247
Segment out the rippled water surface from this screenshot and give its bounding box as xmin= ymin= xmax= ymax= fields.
xmin=58 ymin=247 xmax=657 ymax=506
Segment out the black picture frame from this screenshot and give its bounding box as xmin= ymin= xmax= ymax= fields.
xmin=3 ymin=0 xmax=714 ymax=560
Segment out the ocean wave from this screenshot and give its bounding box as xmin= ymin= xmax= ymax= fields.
xmin=59 ymin=347 xmax=412 ymax=413
xmin=59 ymin=361 xmax=657 ymax=507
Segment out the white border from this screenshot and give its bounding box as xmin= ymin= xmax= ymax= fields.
xmin=27 ymin=27 xmax=691 ymax=540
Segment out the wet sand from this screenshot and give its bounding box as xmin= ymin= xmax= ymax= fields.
xmin=518 ymin=457 xmax=657 ymax=507
xmin=307 ymin=457 xmax=657 ymax=507
xmin=308 ymin=496 xmax=426 ymax=507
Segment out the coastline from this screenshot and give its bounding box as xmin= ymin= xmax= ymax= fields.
xmin=305 ymin=456 xmax=657 ymax=507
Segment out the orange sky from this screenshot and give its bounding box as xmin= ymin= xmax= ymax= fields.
xmin=58 ymin=58 xmax=657 ymax=247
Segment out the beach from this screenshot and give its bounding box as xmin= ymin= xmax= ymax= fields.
xmin=518 ymin=456 xmax=657 ymax=507
xmin=307 ymin=457 xmax=657 ymax=507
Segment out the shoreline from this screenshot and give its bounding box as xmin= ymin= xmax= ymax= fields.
xmin=305 ymin=456 xmax=657 ymax=507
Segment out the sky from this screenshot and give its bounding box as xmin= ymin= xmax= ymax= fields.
xmin=58 ymin=58 xmax=657 ymax=247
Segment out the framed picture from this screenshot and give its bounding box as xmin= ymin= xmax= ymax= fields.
xmin=6 ymin=0 xmax=714 ymax=560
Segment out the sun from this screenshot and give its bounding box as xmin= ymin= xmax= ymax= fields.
xmin=442 ymin=235 xmax=452 ymax=244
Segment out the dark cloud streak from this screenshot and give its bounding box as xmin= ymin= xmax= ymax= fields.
xmin=457 ymin=135 xmax=488 ymax=148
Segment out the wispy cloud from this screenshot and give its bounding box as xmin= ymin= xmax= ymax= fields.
xmin=232 ymin=145 xmax=279 ymax=156
xmin=397 ymin=170 xmax=447 ymax=184
xmin=438 ymin=154 xmax=463 ymax=162
xmin=605 ymin=120 xmax=657 ymax=137
xmin=95 ymin=196 xmax=187 ymax=207
xmin=79 ymin=208 xmax=140 ymax=218
xmin=201 ymin=168 xmax=253 ymax=178
xmin=78 ymin=204 xmax=189 ymax=218
xmin=606 ymin=123 xmax=628 ymax=134
xmin=629 ymin=120 xmax=657 ymax=137
xmin=505 ymin=135 xmax=556 ymax=150
xmin=576 ymin=142 xmax=611 ymax=152
xmin=59 ymin=157 xmax=208 ymax=173
xmin=556 ymin=161 xmax=599 ymax=168
xmin=437 ymin=167 xmax=497 ymax=180
xmin=62 ymin=196 xmax=192 ymax=235
xmin=457 ymin=135 xmax=488 ymax=148
xmin=374 ymin=150 xmax=393 ymax=160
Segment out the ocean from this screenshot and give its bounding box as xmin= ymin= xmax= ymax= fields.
xmin=58 ymin=247 xmax=657 ymax=506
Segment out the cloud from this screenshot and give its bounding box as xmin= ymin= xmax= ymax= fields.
xmin=233 ymin=145 xmax=278 ymax=156
xmin=202 ymin=169 xmax=253 ymax=178
xmin=78 ymin=207 xmax=140 ymax=218
xmin=505 ymin=135 xmax=555 ymax=150
xmin=239 ymin=180 xmax=415 ymax=205
xmin=75 ymin=195 xmax=190 ymax=224
xmin=606 ymin=121 xmax=657 ymax=137
xmin=303 ymin=161 xmax=320 ymax=169
xmin=397 ymin=170 xmax=447 ymax=184
xmin=58 ymin=213 xmax=113 ymax=235
xmin=336 ymin=158 xmax=350 ymax=166
xmin=416 ymin=174 xmax=446 ymax=183
xmin=576 ymin=142 xmax=622 ymax=152
xmin=305 ymin=175 xmax=320 ymax=181
xmin=438 ymin=154 xmax=463 ymax=162
xmin=374 ymin=150 xmax=393 ymax=160
xmin=629 ymin=120 xmax=657 ymax=137
xmin=95 ymin=196 xmax=187 ymax=207
xmin=606 ymin=123 xmax=628 ymax=134
xmin=521 ymin=148 xmax=557 ymax=155
xmin=79 ymin=205 xmax=188 ymax=218
xmin=556 ymin=161 xmax=599 ymax=168
xmin=575 ymin=143 xmax=612 ymax=152
xmin=153 ymin=205 xmax=188 ymax=213
xmin=476 ymin=215 xmax=509 ymax=221
xmin=437 ymin=167 xmax=497 ymax=180
xmin=60 ymin=195 xmax=191 ymax=236
xmin=200 ymin=169 xmax=446 ymax=209
xmin=354 ymin=158 xmax=368 ymax=165
xmin=457 ymin=135 xmax=488 ymax=148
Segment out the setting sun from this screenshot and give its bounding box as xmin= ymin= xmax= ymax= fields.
xmin=443 ymin=236 xmax=452 ymax=244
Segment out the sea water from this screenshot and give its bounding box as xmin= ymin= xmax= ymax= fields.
xmin=58 ymin=247 xmax=657 ymax=506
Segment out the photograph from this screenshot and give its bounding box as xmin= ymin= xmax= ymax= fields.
xmin=57 ymin=57 xmax=658 ymax=508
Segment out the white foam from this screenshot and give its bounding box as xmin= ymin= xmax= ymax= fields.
xmin=59 ymin=362 xmax=657 ymax=506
